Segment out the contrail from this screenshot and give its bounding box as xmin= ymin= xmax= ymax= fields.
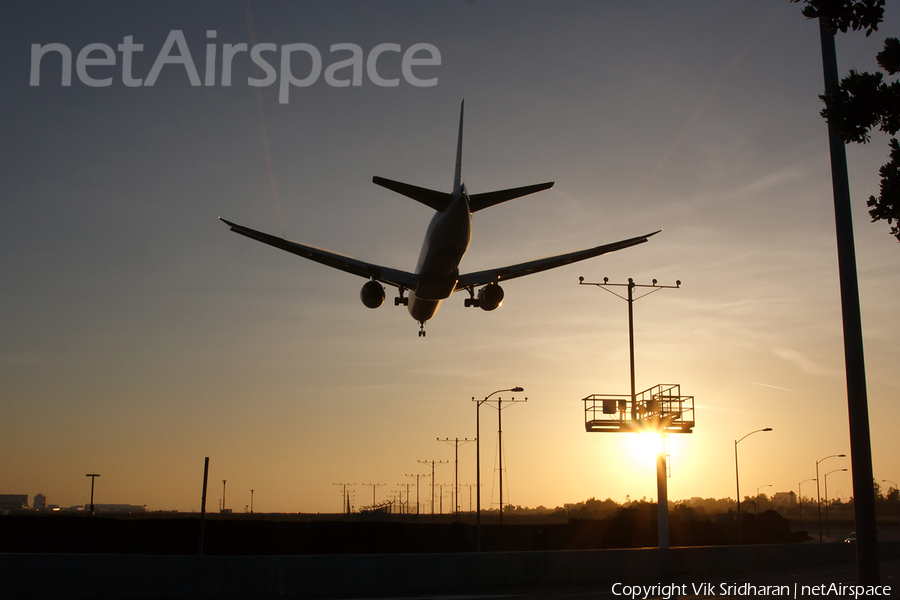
xmin=744 ymin=380 xmax=795 ymax=393
xmin=244 ymin=1 xmax=285 ymax=238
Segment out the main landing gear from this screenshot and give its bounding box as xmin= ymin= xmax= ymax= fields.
xmin=395 ymin=287 xmax=409 ymax=306
xmin=418 ymin=321 xmax=426 ymax=337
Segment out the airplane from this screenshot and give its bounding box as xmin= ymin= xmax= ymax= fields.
xmin=221 ymin=101 xmax=660 ymax=337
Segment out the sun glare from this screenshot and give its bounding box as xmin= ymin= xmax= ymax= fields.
xmin=631 ymin=431 xmax=664 ymax=460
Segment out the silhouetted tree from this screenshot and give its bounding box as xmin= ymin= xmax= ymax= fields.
xmin=793 ymin=1 xmax=900 ymax=241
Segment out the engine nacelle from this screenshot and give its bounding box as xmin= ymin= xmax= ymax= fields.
xmin=360 ymin=280 xmax=385 ymax=309
xmin=477 ymin=283 xmax=504 ymax=311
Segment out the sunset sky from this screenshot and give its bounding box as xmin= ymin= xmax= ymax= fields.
xmin=2 ymin=1 xmax=899 ymax=514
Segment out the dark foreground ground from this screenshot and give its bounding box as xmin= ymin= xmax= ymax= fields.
xmin=0 ymin=510 xmax=808 ymax=555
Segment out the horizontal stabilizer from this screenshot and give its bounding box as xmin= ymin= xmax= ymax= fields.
xmin=468 ymin=182 xmax=554 ymax=213
xmin=373 ymin=176 xmax=453 ymax=212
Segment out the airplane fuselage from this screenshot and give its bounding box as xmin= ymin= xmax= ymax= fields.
xmin=409 ymin=187 xmax=472 ymax=323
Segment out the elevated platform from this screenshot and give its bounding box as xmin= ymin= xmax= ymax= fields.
xmin=584 ymin=383 xmax=694 ymax=434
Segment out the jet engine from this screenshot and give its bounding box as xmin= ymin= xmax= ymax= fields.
xmin=477 ymin=283 xmax=504 ymax=311
xmin=360 ymin=280 xmax=385 ymax=309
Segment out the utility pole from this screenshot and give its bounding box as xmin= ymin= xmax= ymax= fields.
xmin=406 ymin=473 xmax=429 ymax=516
xmin=418 ymin=459 xmax=448 ymax=516
xmin=473 ymin=387 xmax=523 ymax=550
xmin=198 ymin=458 xmax=209 ymax=555
xmin=85 ymin=473 xmax=100 ymax=517
xmin=250 ymin=489 xmax=254 ymax=514
xmin=579 ymin=276 xmax=680 ymax=550
xmin=222 ymin=480 xmax=227 ymax=513
xmin=398 ymin=482 xmax=414 ymax=515
xmin=362 ymin=483 xmax=386 ymax=508
xmin=816 ymin=19 xmax=879 ymax=586
xmin=484 ymin=396 xmax=527 ymax=523
xmin=333 ymin=483 xmax=355 ymax=515
xmin=437 ymin=438 xmax=474 ymax=516
xmin=461 ymin=483 xmax=477 ymax=513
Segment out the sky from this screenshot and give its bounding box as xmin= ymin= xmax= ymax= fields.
xmin=2 ymin=1 xmax=899 ymax=515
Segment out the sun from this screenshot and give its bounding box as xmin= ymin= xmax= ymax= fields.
xmin=630 ymin=431 xmax=664 ymax=461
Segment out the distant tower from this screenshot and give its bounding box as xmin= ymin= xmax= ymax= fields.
xmin=34 ymin=494 xmax=47 ymax=510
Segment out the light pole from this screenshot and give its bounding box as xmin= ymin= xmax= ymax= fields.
xmin=418 ymin=459 xmax=448 ymax=517
xmin=406 ymin=473 xmax=429 ymax=516
xmin=438 ymin=437 xmax=474 ymax=517
xmin=362 ymin=483 xmax=386 ymax=509
xmin=474 ymin=386 xmax=523 ymax=552
xmin=825 ymin=468 xmax=847 ymax=541
xmin=816 ymin=454 xmax=845 ymax=542
xmin=734 ymin=427 xmax=772 ymax=544
xmin=799 ymin=477 xmax=816 ymax=529
xmin=756 ymin=484 xmax=772 ymax=516
xmin=250 ymin=489 xmax=254 ymax=514
xmin=85 ymin=473 xmax=100 ymax=517
xmin=222 ymin=480 xmax=227 ymax=513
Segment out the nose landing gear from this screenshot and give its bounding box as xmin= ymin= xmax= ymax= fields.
xmin=418 ymin=321 xmax=426 ymax=337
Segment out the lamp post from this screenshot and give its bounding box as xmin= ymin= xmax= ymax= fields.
xmin=799 ymin=478 xmax=816 ymax=529
xmin=816 ymin=454 xmax=845 ymax=542
xmin=756 ymin=484 xmax=772 ymax=516
xmin=474 ymin=386 xmax=523 ymax=552
xmin=85 ymin=473 xmax=100 ymax=517
xmin=825 ymin=468 xmax=847 ymax=541
xmin=734 ymin=428 xmax=772 ymax=544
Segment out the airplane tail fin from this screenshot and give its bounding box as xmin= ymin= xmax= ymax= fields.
xmin=454 ymin=100 xmax=464 ymax=192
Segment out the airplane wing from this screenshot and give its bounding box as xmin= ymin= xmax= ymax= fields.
xmin=219 ymin=218 xmax=419 ymax=289
xmin=455 ymin=230 xmax=661 ymax=290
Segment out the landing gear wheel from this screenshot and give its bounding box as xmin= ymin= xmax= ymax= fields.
xmin=418 ymin=322 xmax=426 ymax=337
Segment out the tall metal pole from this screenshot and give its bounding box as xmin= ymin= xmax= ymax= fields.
xmin=250 ymin=489 xmax=254 ymax=514
xmin=816 ymin=454 xmax=845 ymax=543
xmin=799 ymin=478 xmax=815 ymax=530
xmin=735 ymin=428 xmax=773 ymax=544
xmin=333 ymin=483 xmax=354 ymax=514
xmin=438 ymin=438 xmax=473 ymax=516
xmin=817 ymin=21 xmax=879 ymax=585
xmin=198 ymin=458 xmax=209 ymax=555
xmin=362 ymin=483 xmax=386 ymax=508
xmin=474 ymin=387 xmax=523 ymax=551
xmin=85 ymin=473 xmax=100 ymax=517
xmin=580 ymin=276 xmax=680 ymax=550
xmin=627 ymin=279 xmax=636 ymax=415
xmin=490 ymin=396 xmax=527 ymax=524
xmin=419 ymin=460 xmax=448 ymax=517
xmin=498 ymin=402 xmax=504 ymax=524
xmin=825 ymin=468 xmax=847 ymax=540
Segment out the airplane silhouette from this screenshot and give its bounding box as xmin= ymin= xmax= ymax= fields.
xmin=221 ymin=101 xmax=660 ymax=336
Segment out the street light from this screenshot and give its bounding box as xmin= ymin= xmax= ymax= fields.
xmin=474 ymin=386 xmax=523 ymax=552
xmin=816 ymin=454 xmax=845 ymax=542
xmin=799 ymin=478 xmax=816 ymax=529
xmin=825 ymin=468 xmax=848 ymax=540
xmin=756 ymin=484 xmax=772 ymax=516
xmin=734 ymin=428 xmax=772 ymax=544
xmin=85 ymin=473 xmax=100 ymax=517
